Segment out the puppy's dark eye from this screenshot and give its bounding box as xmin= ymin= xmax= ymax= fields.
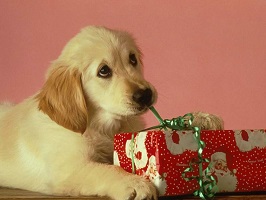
xmin=97 ymin=65 xmax=112 ymax=78
xmin=129 ymin=53 xmax=138 ymax=67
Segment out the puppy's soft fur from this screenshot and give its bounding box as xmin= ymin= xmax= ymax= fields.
xmin=0 ymin=26 xmax=157 ymax=200
xmin=0 ymin=26 xmax=223 ymax=200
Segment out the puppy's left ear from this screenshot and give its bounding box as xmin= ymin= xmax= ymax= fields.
xmin=36 ymin=66 xmax=88 ymax=134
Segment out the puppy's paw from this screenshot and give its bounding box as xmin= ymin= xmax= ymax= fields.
xmin=113 ymin=175 xmax=157 ymax=200
xmin=184 ymin=112 xmax=224 ymax=130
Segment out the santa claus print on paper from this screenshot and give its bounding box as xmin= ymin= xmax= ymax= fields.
xmin=164 ymin=130 xmax=198 ymax=155
xmin=205 ymin=152 xmax=238 ymax=192
xmin=114 ymin=130 xmax=266 ymax=196
xmin=234 ymin=130 xmax=266 ymax=152
xmin=145 ymin=156 xmax=167 ymax=195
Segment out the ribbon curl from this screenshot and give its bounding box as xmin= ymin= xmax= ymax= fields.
xmin=141 ymin=106 xmax=194 ymax=131
xmin=130 ymin=106 xmax=217 ymax=199
xmin=182 ymin=129 xmax=217 ymax=199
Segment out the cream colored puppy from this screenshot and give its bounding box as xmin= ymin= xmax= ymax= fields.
xmin=0 ymin=26 xmax=157 ymax=200
xmin=0 ymin=26 xmax=223 ymax=200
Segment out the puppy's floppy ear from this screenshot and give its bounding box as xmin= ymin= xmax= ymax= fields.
xmin=36 ymin=66 xmax=87 ymax=133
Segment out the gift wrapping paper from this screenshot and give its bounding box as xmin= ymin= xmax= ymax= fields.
xmin=114 ymin=129 xmax=266 ymax=196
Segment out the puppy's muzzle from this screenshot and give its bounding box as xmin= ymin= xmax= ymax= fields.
xmin=133 ymin=88 xmax=153 ymax=108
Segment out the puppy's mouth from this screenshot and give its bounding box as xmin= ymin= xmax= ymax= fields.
xmin=120 ymin=106 xmax=148 ymax=117
xmin=130 ymin=105 xmax=149 ymax=115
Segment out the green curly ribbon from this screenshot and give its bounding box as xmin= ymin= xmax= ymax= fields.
xmin=130 ymin=106 xmax=217 ymax=199
xmin=147 ymin=106 xmax=217 ymax=199
xmin=130 ymin=106 xmax=194 ymax=174
xmin=141 ymin=106 xmax=194 ymax=131
xmin=182 ymin=129 xmax=217 ymax=199
xmin=130 ymin=133 xmax=136 ymax=174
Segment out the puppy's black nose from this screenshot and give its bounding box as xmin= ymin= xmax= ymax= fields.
xmin=133 ymin=88 xmax=153 ymax=107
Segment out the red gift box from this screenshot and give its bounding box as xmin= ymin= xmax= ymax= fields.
xmin=114 ymin=129 xmax=266 ymax=196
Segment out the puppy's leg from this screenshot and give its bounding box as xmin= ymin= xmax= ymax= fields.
xmin=56 ymin=163 xmax=157 ymax=200
xmin=184 ymin=112 xmax=224 ymax=130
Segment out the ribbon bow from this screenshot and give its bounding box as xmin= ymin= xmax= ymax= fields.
xmin=131 ymin=106 xmax=217 ymax=199
xmin=142 ymin=106 xmax=194 ymax=131
xmin=182 ymin=129 xmax=217 ymax=199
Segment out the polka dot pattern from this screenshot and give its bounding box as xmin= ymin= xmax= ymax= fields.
xmin=114 ymin=129 xmax=266 ymax=196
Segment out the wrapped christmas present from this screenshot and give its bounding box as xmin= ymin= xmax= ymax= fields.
xmin=114 ymin=107 xmax=266 ymax=198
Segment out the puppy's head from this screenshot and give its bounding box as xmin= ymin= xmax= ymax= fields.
xmin=36 ymin=26 xmax=157 ymax=133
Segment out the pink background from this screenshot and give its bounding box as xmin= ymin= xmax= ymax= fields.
xmin=0 ymin=0 xmax=265 ymax=129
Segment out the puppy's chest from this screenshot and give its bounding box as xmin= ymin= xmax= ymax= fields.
xmin=87 ymin=134 xmax=115 ymax=164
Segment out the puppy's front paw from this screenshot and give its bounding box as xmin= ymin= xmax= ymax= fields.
xmin=183 ymin=112 xmax=224 ymax=130
xmin=112 ymin=174 xmax=157 ymax=200
xmin=189 ymin=112 xmax=224 ymax=130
